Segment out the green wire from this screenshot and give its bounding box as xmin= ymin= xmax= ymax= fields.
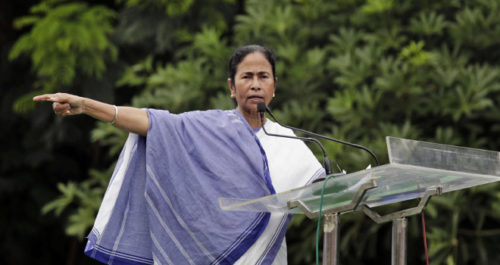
xmin=315 ymin=174 xmax=335 ymax=265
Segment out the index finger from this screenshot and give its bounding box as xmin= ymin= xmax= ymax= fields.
xmin=33 ymin=94 xmax=56 ymax=102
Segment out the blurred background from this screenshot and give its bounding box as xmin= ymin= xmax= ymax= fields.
xmin=2 ymin=0 xmax=500 ymax=264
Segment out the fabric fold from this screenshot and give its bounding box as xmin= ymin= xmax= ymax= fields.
xmin=85 ymin=109 xmax=276 ymax=265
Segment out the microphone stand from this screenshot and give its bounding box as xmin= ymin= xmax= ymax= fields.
xmin=257 ymin=108 xmax=333 ymax=175
xmin=264 ymin=105 xmax=380 ymax=166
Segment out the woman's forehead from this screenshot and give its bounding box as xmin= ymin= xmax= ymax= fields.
xmin=236 ymin=52 xmax=272 ymax=74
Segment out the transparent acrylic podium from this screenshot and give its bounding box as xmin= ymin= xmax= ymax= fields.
xmin=219 ymin=137 xmax=500 ymax=265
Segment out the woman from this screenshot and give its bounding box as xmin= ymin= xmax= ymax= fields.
xmin=34 ymin=45 xmax=324 ymax=265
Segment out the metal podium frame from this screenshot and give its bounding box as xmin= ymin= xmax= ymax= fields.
xmin=219 ymin=137 xmax=500 ymax=265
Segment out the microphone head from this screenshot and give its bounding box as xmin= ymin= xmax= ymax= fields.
xmin=257 ymin=102 xmax=266 ymax=114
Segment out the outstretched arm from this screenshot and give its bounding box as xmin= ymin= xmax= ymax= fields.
xmin=33 ymin=93 xmax=149 ymax=136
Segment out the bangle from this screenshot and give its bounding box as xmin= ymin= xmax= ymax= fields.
xmin=110 ymin=105 xmax=118 ymax=125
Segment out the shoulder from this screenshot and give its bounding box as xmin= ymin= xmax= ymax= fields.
xmin=147 ymin=108 xmax=228 ymax=121
xmin=147 ymin=108 xmax=254 ymax=137
xmin=182 ymin=109 xmax=246 ymax=126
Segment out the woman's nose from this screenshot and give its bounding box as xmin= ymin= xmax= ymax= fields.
xmin=250 ymin=77 xmax=261 ymax=90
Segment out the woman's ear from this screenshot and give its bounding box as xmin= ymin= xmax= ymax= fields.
xmin=228 ymin=78 xmax=236 ymax=98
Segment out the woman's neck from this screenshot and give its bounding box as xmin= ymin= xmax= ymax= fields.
xmin=237 ymin=107 xmax=264 ymax=129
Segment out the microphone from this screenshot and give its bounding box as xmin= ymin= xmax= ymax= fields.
xmin=262 ymin=104 xmax=380 ymax=166
xmin=257 ymin=102 xmax=333 ymax=175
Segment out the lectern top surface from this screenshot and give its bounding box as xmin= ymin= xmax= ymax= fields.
xmin=219 ymin=137 xmax=500 ymax=214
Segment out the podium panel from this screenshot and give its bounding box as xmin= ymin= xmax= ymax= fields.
xmin=219 ymin=137 xmax=500 ymax=214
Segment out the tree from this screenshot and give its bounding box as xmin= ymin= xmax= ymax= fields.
xmin=6 ymin=0 xmax=500 ymax=264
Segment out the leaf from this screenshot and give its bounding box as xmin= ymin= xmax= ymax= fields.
xmin=9 ymin=2 xmax=118 ymax=113
xmin=361 ymin=0 xmax=394 ymax=14
xmin=13 ymin=16 xmax=40 ymax=29
xmin=409 ymin=11 xmax=447 ymax=36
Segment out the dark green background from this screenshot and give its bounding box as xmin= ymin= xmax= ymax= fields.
xmin=2 ymin=0 xmax=500 ymax=264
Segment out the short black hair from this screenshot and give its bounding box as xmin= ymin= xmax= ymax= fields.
xmin=228 ymin=44 xmax=277 ymax=86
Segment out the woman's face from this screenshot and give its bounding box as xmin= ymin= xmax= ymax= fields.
xmin=228 ymin=52 xmax=276 ymax=116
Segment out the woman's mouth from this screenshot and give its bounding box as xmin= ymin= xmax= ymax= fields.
xmin=248 ymin=96 xmax=264 ymax=103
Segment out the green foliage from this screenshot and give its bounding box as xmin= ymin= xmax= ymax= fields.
xmin=91 ymin=122 xmax=129 ymax=156
xmin=119 ymin=0 xmax=197 ymax=16
xmin=409 ymin=11 xmax=447 ymax=36
xmin=9 ymin=1 xmax=117 ymax=112
xmin=114 ymin=26 xmax=232 ymax=113
xmin=41 ymin=168 xmax=112 ymax=238
xmin=11 ymin=0 xmax=500 ymax=264
xmin=449 ymin=1 xmax=500 ymax=48
xmin=361 ymin=0 xmax=393 ymax=14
